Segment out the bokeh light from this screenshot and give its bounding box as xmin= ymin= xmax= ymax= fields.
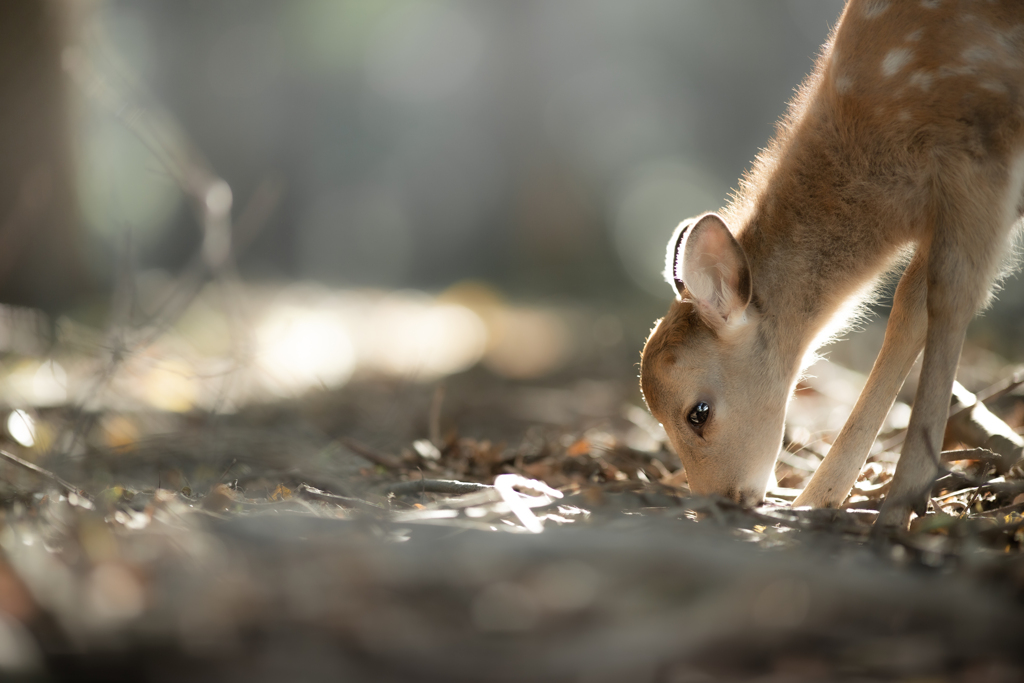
xmin=611 ymin=159 xmax=728 ymax=298
xmin=6 ymin=410 xmax=35 ymax=448
xmin=255 ymin=303 xmax=357 ymax=396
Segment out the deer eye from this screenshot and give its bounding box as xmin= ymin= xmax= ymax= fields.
xmin=687 ymin=402 xmax=710 ymax=435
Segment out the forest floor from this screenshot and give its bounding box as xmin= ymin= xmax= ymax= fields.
xmin=0 ymin=287 xmax=1022 ymax=682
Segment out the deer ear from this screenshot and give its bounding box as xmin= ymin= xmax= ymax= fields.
xmin=664 ymin=217 xmax=697 ymax=296
xmin=670 ymin=213 xmax=752 ymax=329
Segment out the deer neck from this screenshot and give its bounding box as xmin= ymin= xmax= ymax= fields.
xmin=736 ymin=179 xmax=869 ymax=385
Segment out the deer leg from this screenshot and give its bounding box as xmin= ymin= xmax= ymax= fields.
xmin=794 ymin=250 xmax=927 ymax=509
xmin=878 ymin=196 xmax=1012 ymax=529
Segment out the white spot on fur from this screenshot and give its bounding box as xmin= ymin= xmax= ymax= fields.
xmin=909 ymin=70 xmax=933 ymax=90
xmin=963 ymin=46 xmax=996 ymax=64
xmin=920 ymin=0 xmax=941 ymax=8
xmin=905 ymin=29 xmax=924 ymax=42
xmin=863 ymin=0 xmax=890 ymax=19
xmin=981 ymin=79 xmax=1008 ymax=94
xmin=882 ymin=48 xmax=913 ymax=77
xmin=835 ymin=75 xmax=853 ymax=94
xmin=997 ymin=28 xmax=1024 ymax=58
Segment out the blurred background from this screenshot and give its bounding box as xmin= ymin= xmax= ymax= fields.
xmin=2 ymin=0 xmax=1023 ymax=419
xmin=72 ymin=0 xmax=842 ymax=297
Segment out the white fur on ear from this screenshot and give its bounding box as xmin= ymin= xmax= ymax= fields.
xmin=664 ymin=218 xmax=696 ymax=296
xmin=675 ymin=213 xmax=752 ymax=330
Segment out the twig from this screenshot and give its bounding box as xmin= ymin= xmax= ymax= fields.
xmin=216 ymin=458 xmax=238 ymax=486
xmin=958 ymin=486 xmax=983 ymax=519
xmin=880 ymin=374 xmax=1024 ymax=453
xmin=341 ymin=438 xmax=403 ymax=470
xmin=931 ymin=471 xmax=992 ymax=494
xmin=974 ymin=501 xmax=1024 ymax=519
xmin=296 ymin=484 xmax=386 ymax=512
xmin=975 ymin=367 xmax=1024 ymax=404
xmin=941 ymin=448 xmax=1002 ymax=464
xmin=385 ymin=479 xmax=491 ymax=497
xmin=0 ymin=449 xmax=87 ymax=499
xmin=978 ymin=479 xmax=1024 ymax=497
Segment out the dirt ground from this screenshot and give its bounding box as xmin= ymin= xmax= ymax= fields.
xmin=0 ymin=286 xmax=1022 ymax=683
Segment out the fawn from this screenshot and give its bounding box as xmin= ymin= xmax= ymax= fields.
xmin=640 ymin=0 xmax=1024 ymax=528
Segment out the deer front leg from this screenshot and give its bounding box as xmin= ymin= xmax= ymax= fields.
xmin=794 ymin=251 xmax=927 ymax=509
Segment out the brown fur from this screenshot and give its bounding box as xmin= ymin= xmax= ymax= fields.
xmin=640 ymin=303 xmax=700 ymax=414
xmin=642 ymin=0 xmax=1024 ymax=526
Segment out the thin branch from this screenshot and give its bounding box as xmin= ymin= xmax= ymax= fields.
xmin=0 ymin=449 xmax=87 ymax=499
xmin=341 ymin=438 xmax=404 ymax=470
xmin=975 ymin=367 xmax=1024 ymax=404
xmin=941 ymin=448 xmax=1003 ymax=464
xmin=880 ymin=375 xmax=1024 ymax=453
xmin=296 ymin=484 xmax=386 ymax=512
xmin=973 ymin=500 xmax=1024 ymax=519
xmin=385 ymin=479 xmax=491 ymax=497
